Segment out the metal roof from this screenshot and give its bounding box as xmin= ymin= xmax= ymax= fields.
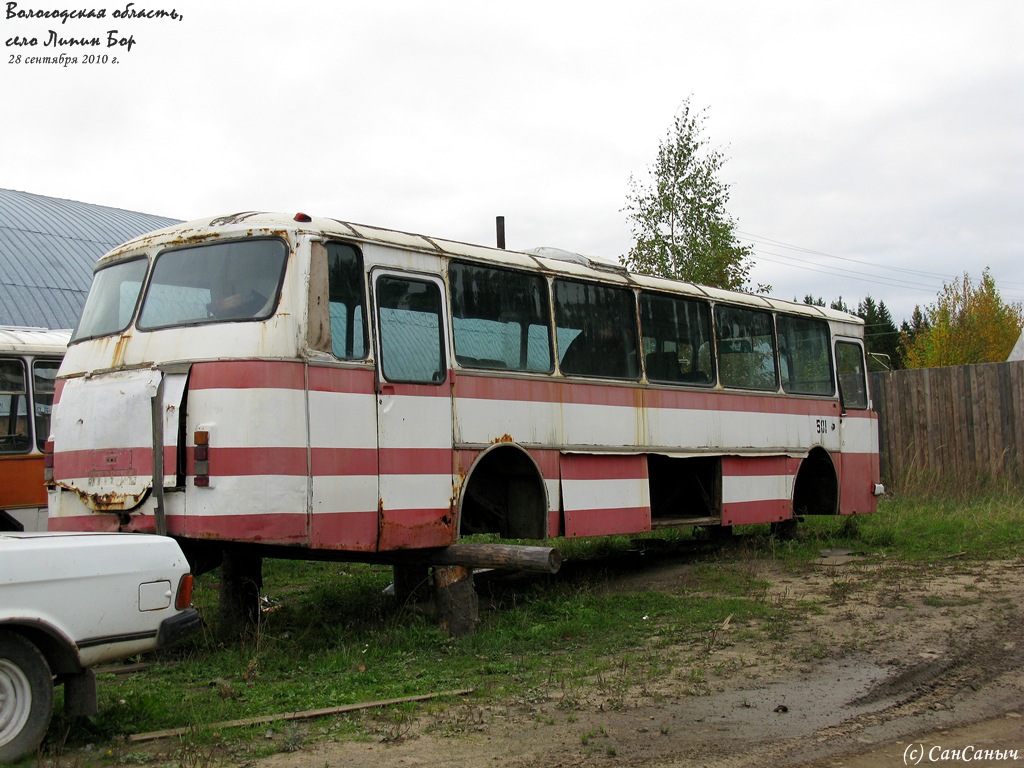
xmin=0 ymin=189 xmax=180 ymax=329
xmin=0 ymin=326 xmax=71 ymax=355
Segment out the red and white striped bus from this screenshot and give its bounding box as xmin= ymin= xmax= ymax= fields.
xmin=47 ymin=212 xmax=883 ymax=567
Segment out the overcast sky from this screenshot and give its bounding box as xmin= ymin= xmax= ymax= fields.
xmin=3 ymin=0 xmax=1022 ymax=324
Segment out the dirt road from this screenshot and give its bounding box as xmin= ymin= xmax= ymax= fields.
xmin=254 ymin=554 xmax=1024 ymax=767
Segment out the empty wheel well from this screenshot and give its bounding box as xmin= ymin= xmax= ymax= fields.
xmin=458 ymin=446 xmax=547 ymax=539
xmin=793 ymin=447 xmax=839 ymax=515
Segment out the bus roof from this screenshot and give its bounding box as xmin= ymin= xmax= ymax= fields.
xmin=0 ymin=326 xmax=72 ymax=355
xmin=99 ymin=211 xmax=865 ymax=328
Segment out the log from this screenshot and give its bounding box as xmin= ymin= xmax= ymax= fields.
xmin=417 ymin=543 xmax=561 ymax=574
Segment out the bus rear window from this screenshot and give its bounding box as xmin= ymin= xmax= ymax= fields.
xmin=137 ymin=239 xmax=288 ymax=330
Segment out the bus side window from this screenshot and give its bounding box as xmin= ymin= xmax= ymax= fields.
xmin=326 ymin=243 xmax=367 ymax=360
xmin=555 ymin=279 xmax=639 ymax=380
xmin=639 ymin=292 xmax=714 ymax=385
xmin=449 ymin=261 xmax=553 ymax=373
xmin=777 ymin=315 xmax=834 ymax=396
xmin=715 ymin=305 xmax=778 ymax=391
xmin=0 ymin=358 xmax=29 ymax=454
xmin=31 ymin=360 xmax=59 ymax=452
xmin=835 ymin=341 xmax=868 ymax=410
xmin=376 ymin=276 xmax=446 ymax=384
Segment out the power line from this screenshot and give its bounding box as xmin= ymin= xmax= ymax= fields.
xmin=739 ymin=231 xmax=958 ymax=282
xmin=752 ymin=249 xmax=943 ymax=294
xmin=743 ymin=232 xmax=1024 ymax=303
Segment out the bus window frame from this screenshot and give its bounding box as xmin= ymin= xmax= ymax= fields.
xmin=31 ymin=358 xmax=60 ymax=453
xmin=713 ymin=304 xmax=780 ymax=392
xmin=776 ymin=314 xmax=836 ymax=397
xmin=324 ymin=240 xmax=369 ymax=362
xmin=835 ymin=338 xmax=869 ymax=412
xmin=372 ymin=269 xmax=450 ymax=386
xmin=449 ymin=259 xmax=554 ymax=375
xmin=0 ymin=356 xmax=30 ymax=455
xmin=638 ymin=290 xmax=716 ymax=387
xmin=554 ymin=277 xmax=641 ymax=381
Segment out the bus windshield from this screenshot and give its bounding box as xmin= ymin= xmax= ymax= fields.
xmin=73 ymin=257 xmax=149 ymax=341
xmin=138 ymin=239 xmax=288 ymax=330
xmin=72 ymin=239 xmax=289 ymax=342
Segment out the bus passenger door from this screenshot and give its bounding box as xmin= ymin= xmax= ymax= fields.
xmin=371 ymin=270 xmax=455 ymax=550
xmin=834 ymin=339 xmax=879 ymax=515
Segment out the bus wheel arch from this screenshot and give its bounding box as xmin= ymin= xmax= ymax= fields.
xmin=458 ymin=444 xmax=548 ymax=540
xmin=792 ymin=447 xmax=839 ymax=517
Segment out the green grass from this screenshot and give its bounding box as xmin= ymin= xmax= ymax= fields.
xmin=49 ymin=555 xmax=768 ymax=761
xmin=780 ymin=491 xmax=1024 ymax=560
xmin=37 ymin=491 xmax=1024 ymax=765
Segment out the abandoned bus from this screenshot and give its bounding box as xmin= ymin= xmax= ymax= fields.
xmin=47 ymin=212 xmax=883 ymax=567
xmin=1 ymin=326 xmax=69 ymax=531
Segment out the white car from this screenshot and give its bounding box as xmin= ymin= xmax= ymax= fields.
xmin=0 ymin=532 xmax=200 ymax=762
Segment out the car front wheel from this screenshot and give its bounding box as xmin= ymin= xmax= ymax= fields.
xmin=0 ymin=630 xmax=54 ymax=763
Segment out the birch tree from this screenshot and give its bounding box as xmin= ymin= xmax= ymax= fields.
xmin=622 ymin=99 xmax=761 ymax=292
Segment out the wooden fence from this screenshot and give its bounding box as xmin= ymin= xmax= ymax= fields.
xmin=869 ymin=360 xmax=1024 ymax=488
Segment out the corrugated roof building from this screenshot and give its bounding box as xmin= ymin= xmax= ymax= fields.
xmin=0 ymin=188 xmax=180 ymax=329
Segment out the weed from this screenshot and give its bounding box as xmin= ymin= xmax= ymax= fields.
xmin=826 ymin=577 xmax=856 ymax=605
xmin=169 ymin=729 xmax=225 ymax=768
xmin=923 ymin=595 xmax=978 ymax=608
xmin=373 ymin=709 xmax=415 ymax=743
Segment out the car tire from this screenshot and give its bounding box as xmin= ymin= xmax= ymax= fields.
xmin=0 ymin=630 xmax=54 ymax=763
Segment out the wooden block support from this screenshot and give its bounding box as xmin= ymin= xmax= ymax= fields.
xmin=433 ymin=565 xmax=479 ymax=637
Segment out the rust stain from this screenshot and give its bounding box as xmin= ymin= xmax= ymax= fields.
xmin=451 ymin=473 xmax=466 ymax=510
xmin=110 ymin=331 xmax=132 ymax=369
xmin=379 ymin=510 xmax=457 ymax=551
xmin=58 ymin=482 xmax=144 ymax=512
xmin=492 ymin=434 xmax=515 ymax=444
